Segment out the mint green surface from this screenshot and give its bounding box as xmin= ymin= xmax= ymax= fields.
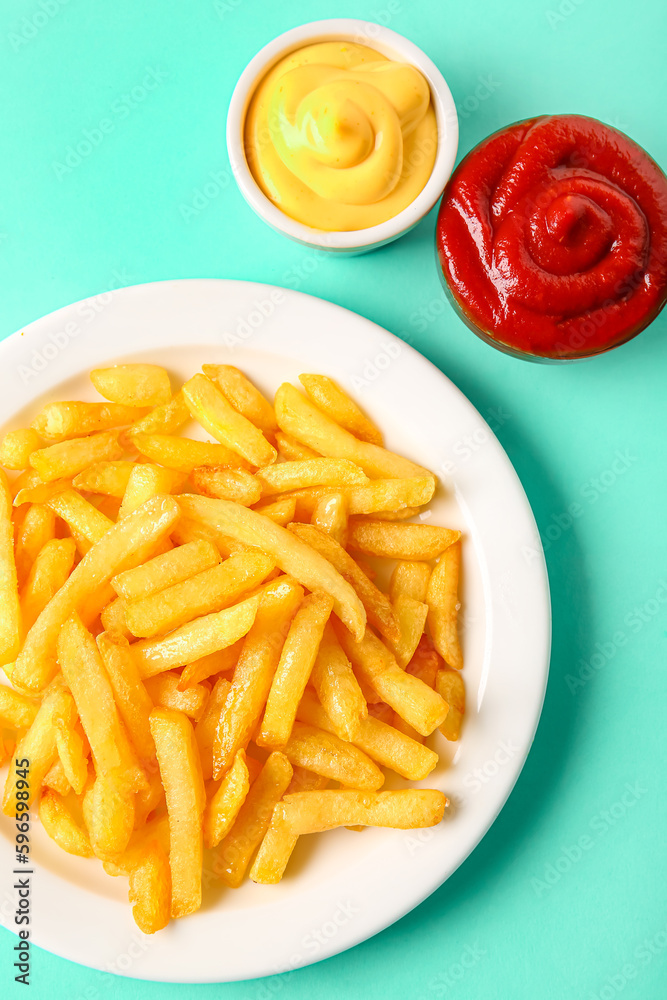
xmin=1 ymin=1 xmax=666 ymax=997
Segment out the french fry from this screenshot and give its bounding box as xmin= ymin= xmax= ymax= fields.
xmin=10 ymin=468 xmax=42 ymax=501
xmin=32 ymin=402 xmax=147 ymax=443
xmin=0 ymin=471 xmax=21 ymax=665
xmin=311 ymin=492 xmax=347 ymax=546
xmin=202 ymin=365 xmax=278 ymax=440
xmin=390 ymin=561 xmax=431 ymax=603
xmin=274 ymin=383 xmax=431 ymax=480
xmin=0 ymin=428 xmax=42 ymax=470
xmin=43 ymin=758 xmax=71 ymax=796
xmin=2 ymin=680 xmax=75 ymax=813
xmin=13 ymin=479 xmax=72 ymax=507
xmin=213 ymin=751 xmax=292 ymax=887
xmin=73 ymin=461 xmax=136 ymax=497
xmin=100 ymin=598 xmax=132 ymax=642
xmin=112 ymin=539 xmax=220 ymax=603
xmin=0 ymin=686 xmax=39 ymax=729
xmin=182 ymin=374 xmax=276 ymax=468
xmin=47 ymin=489 xmax=114 ymax=551
xmin=129 ymin=840 xmax=172 ymax=933
xmin=12 ymin=495 xmax=180 ymax=691
xmin=131 ymin=594 xmax=260 ymax=679
xmin=29 ymin=431 xmax=123 ymax=483
xmin=203 ymin=748 xmax=250 ymax=848
xmin=91 ymin=364 xmax=171 ymax=407
xmin=310 ymin=623 xmax=367 ymax=741
xmin=179 ymin=641 xmax=242 ymax=690
xmin=299 ymin=374 xmax=384 ymax=446
xmin=406 ymin=634 xmax=441 ymax=688
xmin=257 ymin=459 xmax=368 ymax=497
xmin=283 ymin=480 xmax=433 ymax=518
xmin=103 ymin=814 xmax=170 ymax=876
xmin=289 ymin=523 xmax=400 ymax=645
xmin=282 ymin=722 xmax=384 ymax=790
xmin=336 ymin=625 xmax=448 ymax=737
xmin=275 ymin=430 xmax=318 ymax=461
xmin=190 ymin=467 xmax=261 ymax=506
xmin=149 ymin=708 xmax=206 ymax=917
xmin=145 ymin=672 xmax=209 ymax=721
xmin=195 ymin=677 xmax=231 ymax=780
xmin=436 ymin=669 xmax=465 ymax=741
xmin=97 ymin=633 xmax=156 ymax=763
xmin=124 ymin=551 xmax=275 ymax=638
xmin=349 ymin=519 xmax=461 ymax=560
xmin=58 ymin=614 xmax=146 ymax=790
xmin=14 ymin=502 xmax=57 ymax=586
xmin=132 ymin=433 xmax=250 ymax=473
xmin=426 ymin=541 xmax=463 ymax=670
xmin=119 ymin=464 xmax=187 ymax=518
xmin=177 ymin=495 xmax=366 ymax=641
xmin=39 ymin=789 xmax=93 ymax=857
xmin=134 ymin=769 xmax=165 ymax=828
xmin=387 ymin=595 xmax=429 ymax=669
xmin=94 ymin=494 xmax=122 ymax=521
xmin=54 ymin=718 xmax=89 ymax=795
xmin=251 ymin=495 xmax=296 ymax=526
xmin=258 ymin=591 xmax=334 ymax=747
xmin=84 ymin=770 xmax=136 ymax=859
xmin=123 ymin=390 xmax=190 ymax=440
xmin=212 ymin=577 xmax=303 ymax=778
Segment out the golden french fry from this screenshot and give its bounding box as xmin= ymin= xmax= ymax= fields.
xmin=289 ymin=523 xmax=399 ymax=645
xmin=29 ymin=431 xmax=122 ymax=483
xmin=0 ymin=428 xmax=42 ymax=470
xmin=336 ymin=625 xmax=448 ymax=737
xmin=13 ymin=479 xmax=72 ymax=507
xmin=2 ymin=681 xmax=75 ymax=813
xmin=251 ymin=495 xmax=296 ymax=526
xmin=47 ymin=489 xmax=114 ymax=551
xmin=310 ymin=622 xmax=367 ymax=741
xmin=91 ymin=364 xmax=171 ymax=407
xmin=131 ymin=594 xmax=260 ymax=679
xmin=298 ymin=374 xmax=384 ymax=446
xmin=84 ymin=770 xmax=136 ymax=859
xmin=258 ymin=591 xmax=334 ymax=748
xmin=190 ymin=466 xmax=262 ymax=505
xmin=145 ymin=672 xmax=209 ymax=721
xmin=182 ymin=374 xmax=276 ymax=468
xmin=275 ymin=383 xmax=431 ymax=480
xmin=282 ymin=479 xmax=433 ymax=518
xmin=103 ymin=814 xmax=170 ymax=876
xmin=10 ymin=468 xmax=41 ymax=500
xmin=123 ymin=390 xmax=190 ymax=440
xmin=202 ymin=365 xmax=278 ymax=439
xmin=179 ymin=641 xmax=242 ymax=690
xmin=406 ymin=635 xmax=441 ymax=688
xmin=58 ymin=614 xmax=146 ymax=789
xmin=134 ymin=768 xmax=165 ymax=828
xmin=213 ymin=751 xmax=292 ymax=887
xmin=132 ymin=433 xmax=251 ymax=473
xmin=311 ymin=492 xmax=348 ymax=546
xmin=112 ymin=539 xmax=220 ymax=602
xmin=275 ymin=430 xmax=318 ymax=461
xmin=178 ymin=495 xmax=366 ymax=640
xmin=39 ymin=789 xmax=93 ymax=857
xmin=119 ymin=464 xmax=187 ymax=518
xmin=426 ymin=540 xmax=463 ymax=670
xmin=258 ymin=459 xmax=368 ymax=497
xmin=97 ymin=633 xmax=156 ymax=763
xmin=13 ymin=495 xmax=180 ymax=691
xmin=100 ymin=597 xmax=132 ymax=641
xmin=73 ymin=461 xmax=136 ymax=497
xmin=54 ymin=718 xmax=89 ymax=795
xmin=203 ymin=748 xmax=250 ymax=848
xmin=15 ymin=502 xmax=57 ymax=586
xmin=43 ymin=758 xmax=71 ymax=796
xmin=32 ymin=401 xmax=147 ymax=443
xmin=282 ymin=722 xmax=384 ymax=790
xmin=390 ymin=560 xmax=431 ymax=603
xmin=436 ymin=668 xmax=465 ymax=741
xmin=129 ymin=840 xmax=172 ymax=933
xmin=0 ymin=471 xmax=21 ymax=665
xmin=125 ymin=551 xmax=275 ymax=638
xmin=0 ymin=686 xmax=39 ymax=729
xmin=195 ymin=677 xmax=231 ymax=780
xmin=387 ymin=595 xmax=429 ymax=669
xmin=149 ymin=707 xmax=206 ymax=917
xmin=213 ymin=577 xmax=303 ymax=778
xmin=349 ymin=519 xmax=460 ymax=560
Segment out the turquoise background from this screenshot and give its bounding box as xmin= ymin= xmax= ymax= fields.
xmin=1 ymin=0 xmax=666 ymax=996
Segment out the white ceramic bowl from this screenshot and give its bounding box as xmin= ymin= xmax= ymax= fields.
xmin=226 ymin=19 xmax=459 ymax=254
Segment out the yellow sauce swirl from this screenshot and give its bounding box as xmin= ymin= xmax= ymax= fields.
xmin=244 ymin=41 xmax=438 ymax=231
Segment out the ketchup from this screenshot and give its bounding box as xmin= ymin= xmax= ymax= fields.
xmin=436 ymin=115 xmax=667 ymax=359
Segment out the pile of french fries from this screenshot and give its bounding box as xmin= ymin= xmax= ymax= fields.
xmin=0 ymin=362 xmax=466 ymax=933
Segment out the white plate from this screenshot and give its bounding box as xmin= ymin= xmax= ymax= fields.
xmin=0 ymin=279 xmax=550 ymax=983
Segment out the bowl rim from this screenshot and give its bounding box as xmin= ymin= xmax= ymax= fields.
xmin=226 ymin=18 xmax=459 ymax=251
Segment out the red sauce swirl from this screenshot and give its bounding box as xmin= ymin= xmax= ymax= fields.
xmin=436 ymin=115 xmax=667 ymax=359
